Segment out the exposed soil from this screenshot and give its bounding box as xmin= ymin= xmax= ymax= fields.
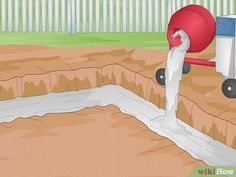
xmin=0 ymin=105 xmax=204 ymax=177
xmin=0 ymin=45 xmax=235 ymax=148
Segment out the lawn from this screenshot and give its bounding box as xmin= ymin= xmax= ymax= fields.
xmin=0 ymin=32 xmax=169 ymax=49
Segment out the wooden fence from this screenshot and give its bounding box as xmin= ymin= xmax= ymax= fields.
xmin=0 ymin=0 xmax=235 ymax=34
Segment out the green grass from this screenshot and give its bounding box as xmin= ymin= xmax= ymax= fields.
xmin=0 ymin=32 xmax=168 ymax=49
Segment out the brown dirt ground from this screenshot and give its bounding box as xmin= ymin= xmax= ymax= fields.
xmin=0 ymin=105 xmax=204 ymax=177
xmin=0 ymin=45 xmax=232 ymax=120
xmin=0 ymin=45 xmax=235 ymax=147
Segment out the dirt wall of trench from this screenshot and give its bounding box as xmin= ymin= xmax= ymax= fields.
xmin=0 ymin=64 xmax=235 ymax=149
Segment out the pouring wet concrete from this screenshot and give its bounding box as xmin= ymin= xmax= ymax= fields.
xmin=0 ymin=85 xmax=235 ymax=166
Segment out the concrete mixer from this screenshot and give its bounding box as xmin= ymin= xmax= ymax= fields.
xmin=156 ymin=5 xmax=236 ymax=98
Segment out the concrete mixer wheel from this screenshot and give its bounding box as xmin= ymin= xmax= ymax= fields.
xmin=182 ymin=63 xmax=191 ymax=74
xmin=156 ymin=68 xmax=166 ymax=86
xmin=222 ymin=79 xmax=236 ymax=98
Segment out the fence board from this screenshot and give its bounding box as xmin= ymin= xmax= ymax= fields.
xmin=8 ymin=0 xmax=12 ymax=32
xmin=71 ymin=0 xmax=76 ymax=34
xmin=76 ymin=0 xmax=80 ymax=32
xmin=82 ymin=0 xmax=87 ymax=32
xmin=67 ymin=0 xmax=71 ymax=33
xmin=28 ymin=0 xmax=33 ymax=32
xmin=154 ymin=0 xmax=159 ymax=32
xmin=89 ymin=0 xmax=93 ymax=32
xmin=223 ymin=0 xmax=228 ymax=15
xmin=183 ymin=0 xmax=187 ymax=7
xmin=14 ymin=0 xmax=19 ymax=32
xmin=129 ymin=0 xmax=133 ymax=32
xmin=171 ymin=0 xmax=176 ymax=14
xmin=22 ymin=0 xmax=27 ymax=32
xmin=61 ymin=0 xmax=66 ymax=31
xmin=116 ymin=0 xmax=120 ymax=32
xmin=161 ymin=0 xmax=166 ymax=32
xmin=1 ymin=0 xmax=6 ymax=31
xmin=210 ymin=0 xmax=214 ymax=16
xmin=176 ymin=0 xmax=181 ymax=10
xmin=48 ymin=0 xmax=53 ymax=32
xmin=230 ymin=0 xmax=234 ymax=14
xmin=148 ymin=0 xmax=152 ymax=32
xmin=122 ymin=0 xmax=127 ymax=32
xmin=95 ymin=0 xmax=99 ymax=32
xmin=35 ymin=0 xmax=40 ymax=32
xmin=142 ymin=0 xmax=146 ymax=32
xmin=103 ymin=0 xmax=107 ymax=32
xmin=42 ymin=0 xmax=46 ymax=32
xmin=135 ymin=0 xmax=140 ymax=32
xmin=204 ymin=0 xmax=208 ymax=9
xmin=110 ymin=0 xmax=114 ymax=32
xmin=54 ymin=0 xmax=59 ymax=32
xmin=168 ymin=0 xmax=171 ymax=22
xmin=196 ymin=0 xmax=200 ymax=5
xmin=217 ymin=0 xmax=221 ymax=16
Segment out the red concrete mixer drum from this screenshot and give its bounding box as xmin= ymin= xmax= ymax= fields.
xmin=167 ymin=5 xmax=216 ymax=53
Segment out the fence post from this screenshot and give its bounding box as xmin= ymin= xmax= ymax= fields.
xmin=15 ymin=0 xmax=19 ymax=32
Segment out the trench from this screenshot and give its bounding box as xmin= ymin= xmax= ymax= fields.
xmin=0 ymin=85 xmax=235 ymax=166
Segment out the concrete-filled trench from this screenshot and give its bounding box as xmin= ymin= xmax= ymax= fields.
xmin=1 ymin=84 xmax=236 ymax=166
xmin=0 ymin=46 xmax=235 ymax=166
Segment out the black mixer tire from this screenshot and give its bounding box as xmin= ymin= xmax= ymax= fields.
xmin=155 ymin=68 xmax=166 ymax=86
xmin=182 ymin=63 xmax=191 ymax=74
xmin=222 ymin=79 xmax=236 ymax=98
